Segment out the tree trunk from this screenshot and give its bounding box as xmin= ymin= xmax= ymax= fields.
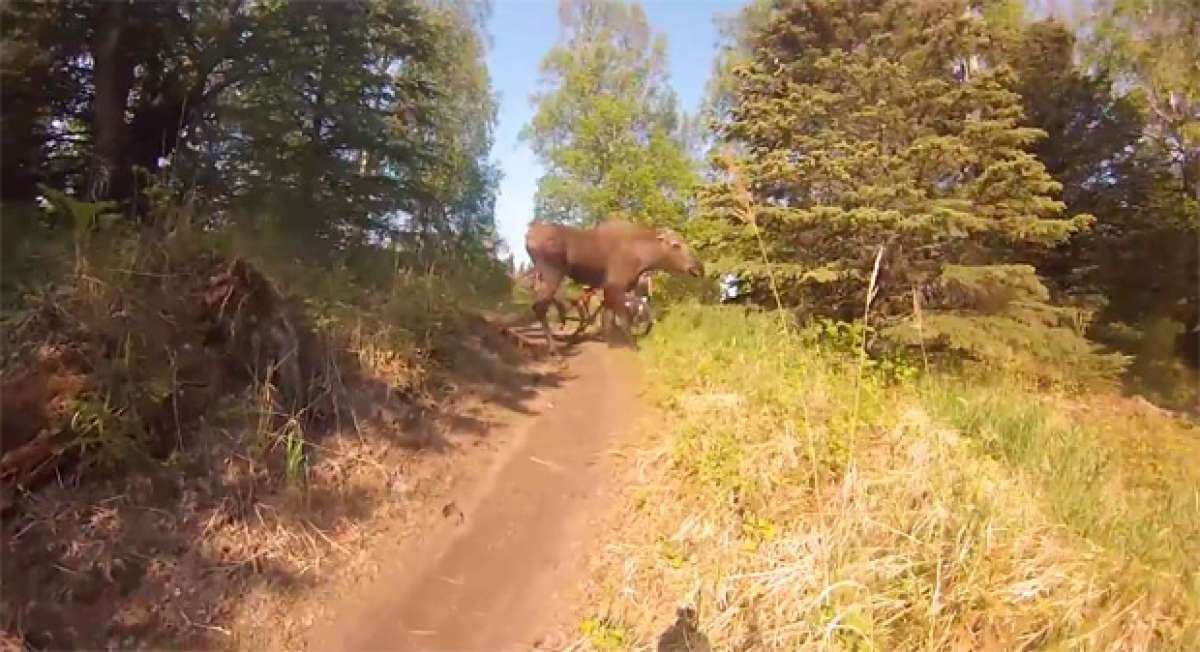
xmin=297 ymin=6 xmax=342 ymax=250
xmin=1183 ymin=150 xmax=1200 ymax=203
xmin=125 ymin=81 xmax=210 ymax=197
xmin=88 ymin=1 xmax=137 ymax=202
xmin=0 ymin=64 xmax=49 ymax=204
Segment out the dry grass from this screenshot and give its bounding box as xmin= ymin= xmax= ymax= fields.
xmin=0 ymin=211 xmax=529 ymax=648
xmin=1 ymin=316 xmax=541 ymax=649
xmin=575 ymin=304 xmax=1199 ymax=650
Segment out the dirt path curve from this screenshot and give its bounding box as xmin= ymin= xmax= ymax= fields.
xmin=308 ymin=340 xmax=637 ymax=651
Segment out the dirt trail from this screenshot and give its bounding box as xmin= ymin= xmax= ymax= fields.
xmin=308 ymin=340 xmax=637 ymax=651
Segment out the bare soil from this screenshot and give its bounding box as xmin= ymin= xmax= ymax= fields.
xmin=2 ymin=305 xmax=642 ymax=650
xmin=0 ymin=300 xmax=602 ymax=646
xmin=306 ymin=338 xmax=638 ymax=651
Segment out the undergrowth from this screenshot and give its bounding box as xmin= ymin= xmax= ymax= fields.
xmin=1 ymin=195 xmax=518 ymax=647
xmin=580 ymin=303 xmax=1199 ymax=650
xmin=1 ymin=192 xmax=512 ymax=503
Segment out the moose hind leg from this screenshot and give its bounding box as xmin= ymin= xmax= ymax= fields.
xmin=602 ymin=285 xmax=635 ymax=348
xmin=531 ymin=267 xmax=564 ymax=353
xmin=532 ymin=299 xmax=556 ymax=354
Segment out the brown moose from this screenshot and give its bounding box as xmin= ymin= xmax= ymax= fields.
xmin=524 ymin=220 xmax=704 ymax=351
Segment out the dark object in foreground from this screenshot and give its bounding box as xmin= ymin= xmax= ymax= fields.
xmin=525 ymin=220 xmax=703 ymax=353
xmin=657 ymin=606 xmax=712 ymax=652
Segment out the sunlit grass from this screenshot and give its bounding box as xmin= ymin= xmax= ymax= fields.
xmin=928 ymin=382 xmax=1200 ymax=583
xmin=580 ymin=303 xmax=1199 ymax=650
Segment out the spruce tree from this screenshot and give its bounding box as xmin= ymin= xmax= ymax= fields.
xmin=699 ymin=0 xmax=1120 ymax=381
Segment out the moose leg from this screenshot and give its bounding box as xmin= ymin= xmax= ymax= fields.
xmin=550 ymin=297 xmax=570 ymax=325
xmin=533 ymin=269 xmax=569 ymax=326
xmin=602 ymin=284 xmax=635 ymax=348
xmin=532 ymin=267 xmax=565 ymax=353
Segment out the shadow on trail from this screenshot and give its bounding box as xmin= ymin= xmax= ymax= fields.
xmin=438 ymin=322 xmax=578 ymax=416
xmin=0 ymin=313 xmax=571 ymax=650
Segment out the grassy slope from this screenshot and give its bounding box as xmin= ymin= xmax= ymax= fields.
xmin=0 ymin=224 xmax=524 ymax=648
xmin=580 ymin=304 xmax=1199 ymax=651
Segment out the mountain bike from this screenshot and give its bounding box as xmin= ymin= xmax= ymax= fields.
xmin=551 ymin=286 xmax=653 ymax=339
xmin=623 ymin=292 xmax=654 ymax=337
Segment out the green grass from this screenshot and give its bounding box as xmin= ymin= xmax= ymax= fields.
xmin=580 ymin=303 xmax=1200 ymax=650
xmin=927 ymin=383 xmax=1200 ymax=582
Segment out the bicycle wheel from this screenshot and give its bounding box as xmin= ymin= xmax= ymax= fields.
xmin=628 ymin=300 xmax=654 ymax=338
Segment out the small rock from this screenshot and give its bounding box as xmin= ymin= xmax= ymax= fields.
xmin=441 ymin=501 xmax=464 ymax=525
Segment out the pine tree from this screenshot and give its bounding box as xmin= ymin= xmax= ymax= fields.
xmin=699 ymin=0 xmax=1119 ymax=381
xmin=1012 ymin=18 xmax=1198 ymax=401
xmin=1010 ymin=19 xmax=1197 ymax=331
xmin=1084 ymin=0 xmax=1200 ymax=382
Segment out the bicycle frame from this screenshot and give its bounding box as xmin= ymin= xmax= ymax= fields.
xmin=559 ymin=286 xmax=652 ymax=339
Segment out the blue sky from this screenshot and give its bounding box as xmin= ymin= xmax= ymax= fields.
xmin=486 ymin=1 xmax=742 ymax=264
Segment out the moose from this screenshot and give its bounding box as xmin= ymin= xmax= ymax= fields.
xmin=524 ymin=219 xmax=704 ymax=352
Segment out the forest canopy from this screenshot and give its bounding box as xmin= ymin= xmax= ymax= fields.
xmin=1 ymin=0 xmax=503 ymax=258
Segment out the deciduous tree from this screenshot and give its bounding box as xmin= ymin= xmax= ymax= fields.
xmin=523 ymin=0 xmax=697 ymax=228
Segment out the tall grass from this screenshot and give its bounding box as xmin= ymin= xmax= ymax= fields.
xmin=579 ymin=303 xmax=1199 ymax=650
xmin=1 ymin=194 xmax=514 ymax=496
xmin=928 ymin=382 xmax=1200 ymax=581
